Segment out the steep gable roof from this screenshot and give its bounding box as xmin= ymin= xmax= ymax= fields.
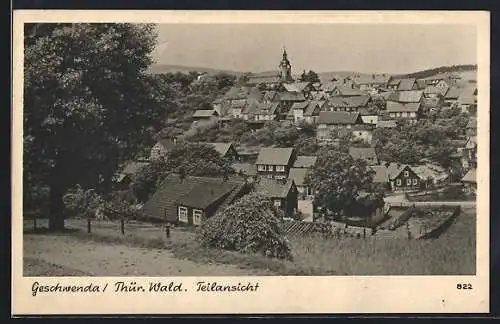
xmin=143 ymin=174 xmax=246 ymax=221
xmin=332 ymin=86 xmax=366 ymax=97
xmin=424 ymin=86 xmax=449 ymax=96
xmin=255 ymin=178 xmax=295 ymax=198
xmin=288 ymin=168 xmax=309 ymax=186
xmin=205 ymin=142 xmax=234 ymax=156
xmin=224 ymin=86 xmax=252 ymax=100
xmin=397 ymin=78 xmax=417 ymax=91
xmin=386 ymin=101 xmax=421 ymax=113
xmin=291 ymin=101 xmax=309 ymax=110
xmin=388 ymin=90 xmax=423 ymax=103
xmin=231 ymin=162 xmax=257 ymax=177
xmin=370 ymin=165 xmax=389 ymax=183
xmin=256 ymin=147 xmax=294 ymax=166
xmin=293 ymin=156 xmax=317 ymax=168
xmin=444 ymin=87 xmax=462 ymax=99
xmin=283 ymin=82 xmax=310 ymax=93
xmin=317 ymin=111 xmax=361 ymax=124
xmin=376 ymin=120 xmax=397 ymax=128
xmin=279 ymin=91 xmax=306 ymax=102
xmin=255 ymin=102 xmax=280 ymax=115
xmin=304 ymin=101 xmax=324 ymax=116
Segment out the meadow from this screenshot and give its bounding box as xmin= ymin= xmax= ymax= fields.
xmin=23 ymin=207 xmax=476 ymax=276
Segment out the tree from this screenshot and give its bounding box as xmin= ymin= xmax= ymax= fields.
xmin=131 ymin=143 xmax=235 ymax=202
xmin=299 ymin=70 xmax=320 ymax=83
xmin=305 ymin=147 xmax=376 ymax=220
xmin=24 ymin=23 xmax=164 ymax=230
xmin=197 ymin=192 xmax=293 ymax=260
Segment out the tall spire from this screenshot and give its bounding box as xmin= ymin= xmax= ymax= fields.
xmin=278 ymin=46 xmax=292 ymax=82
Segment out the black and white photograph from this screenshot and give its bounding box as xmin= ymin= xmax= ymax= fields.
xmin=12 ymin=10 xmax=490 ymax=315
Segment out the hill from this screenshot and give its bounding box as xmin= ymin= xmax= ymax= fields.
xmin=395 ymin=64 xmax=477 ymax=80
xmin=148 ymin=64 xmax=246 ymax=76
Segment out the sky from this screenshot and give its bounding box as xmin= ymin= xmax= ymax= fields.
xmin=152 ymin=23 xmax=477 ymax=74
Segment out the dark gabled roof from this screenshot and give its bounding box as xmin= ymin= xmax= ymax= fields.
xmin=255 ymin=147 xmax=294 ymax=165
xmin=304 ymin=101 xmax=324 ymax=116
xmin=205 ymin=142 xmax=234 ymax=156
xmin=348 ymin=147 xmax=378 ymax=165
xmin=317 ymin=111 xmax=361 ymax=124
xmin=293 ymin=156 xmax=317 ymax=168
xmin=397 ymin=78 xmax=416 ymax=91
xmin=388 ymin=90 xmax=423 ymax=103
xmin=142 ymin=174 xmax=246 ymax=221
xmin=386 ymin=101 xmax=421 ymax=113
xmin=288 ymin=168 xmax=309 ymax=186
xmin=254 ymin=178 xmax=295 ymax=198
xmin=255 ymin=102 xmax=280 ymax=115
xmin=193 ymin=109 xmax=218 ymax=118
xmin=328 ymin=95 xmax=370 ymax=109
xmin=291 ymin=101 xmax=309 ymax=110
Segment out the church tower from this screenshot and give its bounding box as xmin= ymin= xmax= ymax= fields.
xmin=278 ymin=47 xmax=293 ymax=83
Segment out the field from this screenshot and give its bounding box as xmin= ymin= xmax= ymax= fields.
xmin=23 ymin=207 xmax=476 ymax=276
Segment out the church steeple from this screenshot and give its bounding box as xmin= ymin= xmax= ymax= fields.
xmin=278 ymin=46 xmax=293 ymax=82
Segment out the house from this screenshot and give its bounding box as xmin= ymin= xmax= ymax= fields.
xmin=388 ymin=78 xmax=418 ymax=91
xmin=348 ymin=147 xmax=379 ymax=166
xmin=288 ymin=168 xmax=314 ymax=197
xmin=227 ymin=99 xmax=248 ymax=118
xmin=387 ymin=163 xmax=421 ymax=191
xmin=113 ymin=161 xmax=150 ymax=189
xmin=150 ymin=138 xmax=177 ymax=161
xmin=192 ymin=109 xmax=218 ymax=122
xmin=386 ymin=102 xmax=422 ymax=122
xmin=282 ymin=81 xmax=312 ymax=94
xmin=255 ymin=147 xmax=296 ymax=180
xmin=353 ymin=74 xmax=391 ymax=94
xmin=443 ymin=87 xmax=462 ymax=108
xmin=423 ymin=74 xmax=450 ymax=87
xmin=330 ymin=85 xmax=366 ymax=97
xmin=291 ymin=101 xmax=310 ymax=123
xmin=327 ymin=95 xmax=371 ymax=113
xmin=142 ymin=174 xmax=250 ymax=225
xmin=416 ymin=79 xmax=428 ymax=89
xmin=254 ymin=178 xmax=298 ymax=217
xmin=387 ymin=163 xmax=448 ymax=191
xmin=387 ymin=90 xmax=423 ymax=103
xmin=459 ymin=87 xmax=477 ymax=114
xmin=316 ymin=111 xmax=364 ymax=142
xmin=462 ymin=136 xmax=477 ymax=169
xmin=206 ymin=142 xmax=240 ymax=162
xmin=253 ymin=102 xmax=282 ymax=121
xmin=423 ymin=86 xmax=449 ymax=98
xmin=211 ymin=97 xmax=225 ymax=115
xmin=461 ymin=168 xmax=476 ymax=194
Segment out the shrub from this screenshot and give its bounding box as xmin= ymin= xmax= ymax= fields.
xmin=197 ymin=192 xmax=293 ymax=260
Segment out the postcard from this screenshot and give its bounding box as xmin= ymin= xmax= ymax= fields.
xmin=12 ymin=10 xmax=490 ymax=315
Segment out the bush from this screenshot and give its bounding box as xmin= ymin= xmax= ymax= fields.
xmin=197 ymin=192 xmax=293 ymax=260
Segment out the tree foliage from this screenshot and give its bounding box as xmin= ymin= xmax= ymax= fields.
xmin=305 ymin=147 xmax=378 ymax=219
xmin=299 ymin=70 xmax=320 ymax=83
xmin=24 ymin=23 xmax=164 ymax=229
xmin=197 ymin=192 xmax=293 ymax=260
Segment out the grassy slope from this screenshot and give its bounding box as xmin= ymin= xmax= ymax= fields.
xmin=24 ymin=207 xmax=475 ymax=276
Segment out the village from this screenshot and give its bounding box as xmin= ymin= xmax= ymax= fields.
xmin=114 ymin=48 xmax=477 ymax=234
xmin=23 ymin=24 xmax=479 ymax=276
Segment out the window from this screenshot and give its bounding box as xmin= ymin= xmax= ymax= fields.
xmin=276 ymin=165 xmax=285 ymax=172
xmin=178 ymin=206 xmax=188 ymax=223
xmin=267 ymin=174 xmax=274 ymax=179
xmin=412 ymin=179 xmax=418 ymax=185
xmin=404 ymin=171 xmax=409 ymax=177
xmin=396 ymin=179 xmax=402 ymax=186
xmin=257 ymin=165 xmax=266 ymax=171
xmin=274 ymin=200 xmax=282 ymax=207
xmin=267 ymin=165 xmax=274 ymax=171
xmin=406 ymin=179 xmax=411 ymax=186
xmin=193 ymin=209 xmax=202 ymax=226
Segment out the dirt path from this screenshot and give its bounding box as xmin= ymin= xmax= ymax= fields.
xmin=24 ymin=234 xmax=272 ymax=276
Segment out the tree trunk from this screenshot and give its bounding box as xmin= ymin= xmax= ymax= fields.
xmin=48 ymin=177 xmax=65 ymax=231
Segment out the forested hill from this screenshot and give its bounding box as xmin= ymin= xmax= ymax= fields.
xmin=395 ymin=64 xmax=477 ymax=79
